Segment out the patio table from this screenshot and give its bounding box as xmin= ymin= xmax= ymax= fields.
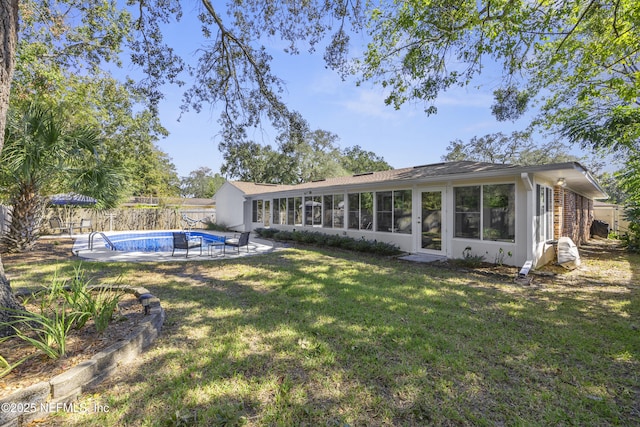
xmin=208 ymin=240 xmax=226 ymax=257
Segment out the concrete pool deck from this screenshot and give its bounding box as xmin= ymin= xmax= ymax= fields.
xmin=66 ymin=230 xmax=278 ymax=262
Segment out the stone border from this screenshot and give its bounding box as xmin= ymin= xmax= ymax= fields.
xmin=0 ymin=286 xmax=164 ymax=427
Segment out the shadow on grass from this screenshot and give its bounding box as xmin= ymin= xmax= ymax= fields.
xmin=8 ymin=245 xmax=640 ymax=426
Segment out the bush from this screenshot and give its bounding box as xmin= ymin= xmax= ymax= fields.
xmin=254 ymin=228 xmax=402 ymax=256
xmin=0 ymin=266 xmax=124 ymax=376
xmin=621 ymin=223 xmax=640 ymax=253
xmin=254 ymin=227 xmax=279 ymax=239
xmin=458 ymin=246 xmax=486 ymax=268
xmin=206 ymin=222 xmax=229 ymax=232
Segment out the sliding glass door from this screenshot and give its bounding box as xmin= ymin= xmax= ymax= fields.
xmin=418 ymin=190 xmax=444 ymax=253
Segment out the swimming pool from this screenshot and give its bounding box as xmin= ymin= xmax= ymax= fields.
xmin=103 ymin=231 xmax=225 ymax=252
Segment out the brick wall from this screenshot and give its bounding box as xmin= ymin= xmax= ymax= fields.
xmin=554 ymin=186 xmax=594 ymax=245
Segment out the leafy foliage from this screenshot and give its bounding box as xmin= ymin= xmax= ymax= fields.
xmin=0 ymin=102 xmax=126 ymax=251
xmin=442 ymin=131 xmax=585 ymax=166
xmin=13 ymin=1 xmax=180 ymax=199
xmin=221 ymin=115 xmax=391 ymax=184
xmin=0 ymin=266 xmax=123 ymax=371
xmin=362 ymin=0 xmax=639 ymax=155
xmin=616 ymin=154 xmax=640 ymax=251
xmin=340 ymin=145 xmax=392 ymax=175
xmin=180 ymin=167 xmax=226 ymax=198
xmin=254 ymin=228 xmax=402 ymax=256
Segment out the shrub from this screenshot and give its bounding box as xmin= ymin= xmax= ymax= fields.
xmin=254 ymin=227 xmax=278 ymax=239
xmin=2 ymin=306 xmax=74 ymax=359
xmin=458 ymin=246 xmax=486 ymax=268
xmin=257 ymin=228 xmax=402 ymax=256
xmin=273 ymin=230 xmax=294 ymax=241
xmin=206 ymin=222 xmax=229 ymax=232
xmin=0 ymin=266 xmax=124 ymax=373
xmin=621 ymin=223 xmax=640 ymax=253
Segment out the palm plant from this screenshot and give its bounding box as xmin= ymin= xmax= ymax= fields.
xmin=0 ymin=102 xmax=124 ymax=252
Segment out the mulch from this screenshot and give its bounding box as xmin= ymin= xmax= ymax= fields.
xmin=1 ymin=237 xmax=75 ymax=265
xmin=0 ymin=238 xmax=145 ymax=398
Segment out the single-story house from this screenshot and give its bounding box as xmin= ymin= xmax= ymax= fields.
xmin=214 ymin=161 xmax=607 ymax=268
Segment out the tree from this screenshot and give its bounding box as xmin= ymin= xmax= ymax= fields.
xmin=0 ymin=0 xmax=26 ymax=336
xmin=126 ymin=143 xmax=180 ymax=198
xmin=13 ymin=14 xmax=178 ymax=200
xmin=340 ymin=145 xmax=392 ymax=175
xmin=0 ymin=102 xmax=124 ymax=252
xmin=220 ymin=139 xmax=285 ymax=184
xmin=442 ymin=132 xmax=586 ymax=165
xmin=617 ymin=154 xmax=640 ymax=238
xmin=362 ymin=1 xmax=639 ymax=155
xmin=598 ymin=172 xmax=627 ymax=205
xmin=220 ymin=115 xmax=392 ymax=184
xmin=180 ymin=167 xmax=225 ymax=198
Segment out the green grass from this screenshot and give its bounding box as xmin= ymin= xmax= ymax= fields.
xmin=6 ymin=246 xmax=640 ymax=426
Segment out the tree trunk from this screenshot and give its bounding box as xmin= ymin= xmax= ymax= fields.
xmin=3 ymin=183 xmax=45 ymax=252
xmin=0 ymin=0 xmax=22 ymax=337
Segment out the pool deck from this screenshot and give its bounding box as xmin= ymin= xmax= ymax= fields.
xmin=66 ymin=230 xmax=278 ymax=262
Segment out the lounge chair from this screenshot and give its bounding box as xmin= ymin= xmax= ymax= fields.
xmin=225 ymin=232 xmax=250 ymax=254
xmin=171 ymin=232 xmax=202 ymax=258
xmin=79 ymin=218 xmax=93 ymax=233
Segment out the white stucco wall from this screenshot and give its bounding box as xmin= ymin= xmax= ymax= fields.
xmin=217 ymin=165 xmax=601 ymax=269
xmin=213 ymin=183 xmax=249 ymax=231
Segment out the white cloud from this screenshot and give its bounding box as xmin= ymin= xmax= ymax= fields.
xmin=340 ymin=89 xmax=398 ymax=119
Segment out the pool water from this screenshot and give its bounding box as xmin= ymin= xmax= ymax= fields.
xmin=106 ymin=231 xmax=225 ymax=252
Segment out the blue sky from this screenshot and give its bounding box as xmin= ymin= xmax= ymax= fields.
xmin=146 ymin=9 xmax=586 ymax=179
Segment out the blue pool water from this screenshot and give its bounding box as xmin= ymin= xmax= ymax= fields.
xmin=106 ymin=231 xmax=225 ymax=252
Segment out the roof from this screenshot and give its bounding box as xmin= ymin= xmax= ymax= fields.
xmin=225 ymin=161 xmax=607 ymax=199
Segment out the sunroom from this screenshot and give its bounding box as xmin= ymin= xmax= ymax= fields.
xmin=214 ymin=161 xmax=606 ymax=268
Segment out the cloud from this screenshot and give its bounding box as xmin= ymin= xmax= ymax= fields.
xmin=340 ymin=89 xmax=399 ymax=119
xmin=436 ymin=88 xmax=494 ymax=108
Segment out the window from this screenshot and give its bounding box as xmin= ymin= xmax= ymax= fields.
xmin=376 ymin=190 xmax=412 ymax=233
xmin=455 ymin=184 xmax=515 ymax=241
xmin=536 ymin=185 xmax=553 ymax=241
xmin=264 ymin=200 xmax=271 ymax=227
xmin=273 ymin=199 xmax=280 ymax=225
xmin=455 ymin=186 xmax=481 ymax=239
xmin=294 ymin=197 xmax=302 ymax=225
xmin=483 ymin=184 xmax=515 ymax=241
xmin=273 ymin=198 xmax=287 ymax=225
xmin=323 ymin=195 xmax=333 ymax=228
xmin=287 ymin=198 xmax=295 ymax=225
xmin=278 ymin=198 xmax=287 ymax=225
xmin=348 ymin=193 xmax=359 ymax=230
xmin=376 ymin=192 xmax=393 ymax=232
xmin=394 ymin=190 xmax=412 ymax=234
xmin=252 ymin=200 xmax=263 ymax=223
xmin=348 ymin=192 xmax=373 ymax=230
xmin=305 ymin=196 xmax=322 ymax=226
xmin=334 ymin=194 xmax=344 ymax=228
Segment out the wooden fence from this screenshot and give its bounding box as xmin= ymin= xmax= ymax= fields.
xmin=1 ymin=206 xmax=216 ymax=235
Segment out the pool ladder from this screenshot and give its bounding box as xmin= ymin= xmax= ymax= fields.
xmin=88 ymin=231 xmax=117 ymax=251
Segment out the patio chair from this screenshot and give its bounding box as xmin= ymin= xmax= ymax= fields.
xmin=79 ymin=218 xmax=93 ymax=233
xmin=48 ymin=217 xmax=68 ymax=234
xmin=224 ymin=232 xmax=250 ymax=254
xmin=171 ymin=232 xmax=202 ymax=258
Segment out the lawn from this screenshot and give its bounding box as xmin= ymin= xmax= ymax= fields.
xmin=5 ymin=243 xmax=640 ymax=426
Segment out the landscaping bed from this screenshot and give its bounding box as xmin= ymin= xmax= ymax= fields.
xmin=0 ymin=292 xmax=145 ymax=397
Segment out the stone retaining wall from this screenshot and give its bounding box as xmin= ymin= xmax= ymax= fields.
xmin=0 ymin=286 xmax=165 ymax=427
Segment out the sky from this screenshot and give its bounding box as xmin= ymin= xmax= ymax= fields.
xmin=142 ymin=8 xmax=587 ymax=179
